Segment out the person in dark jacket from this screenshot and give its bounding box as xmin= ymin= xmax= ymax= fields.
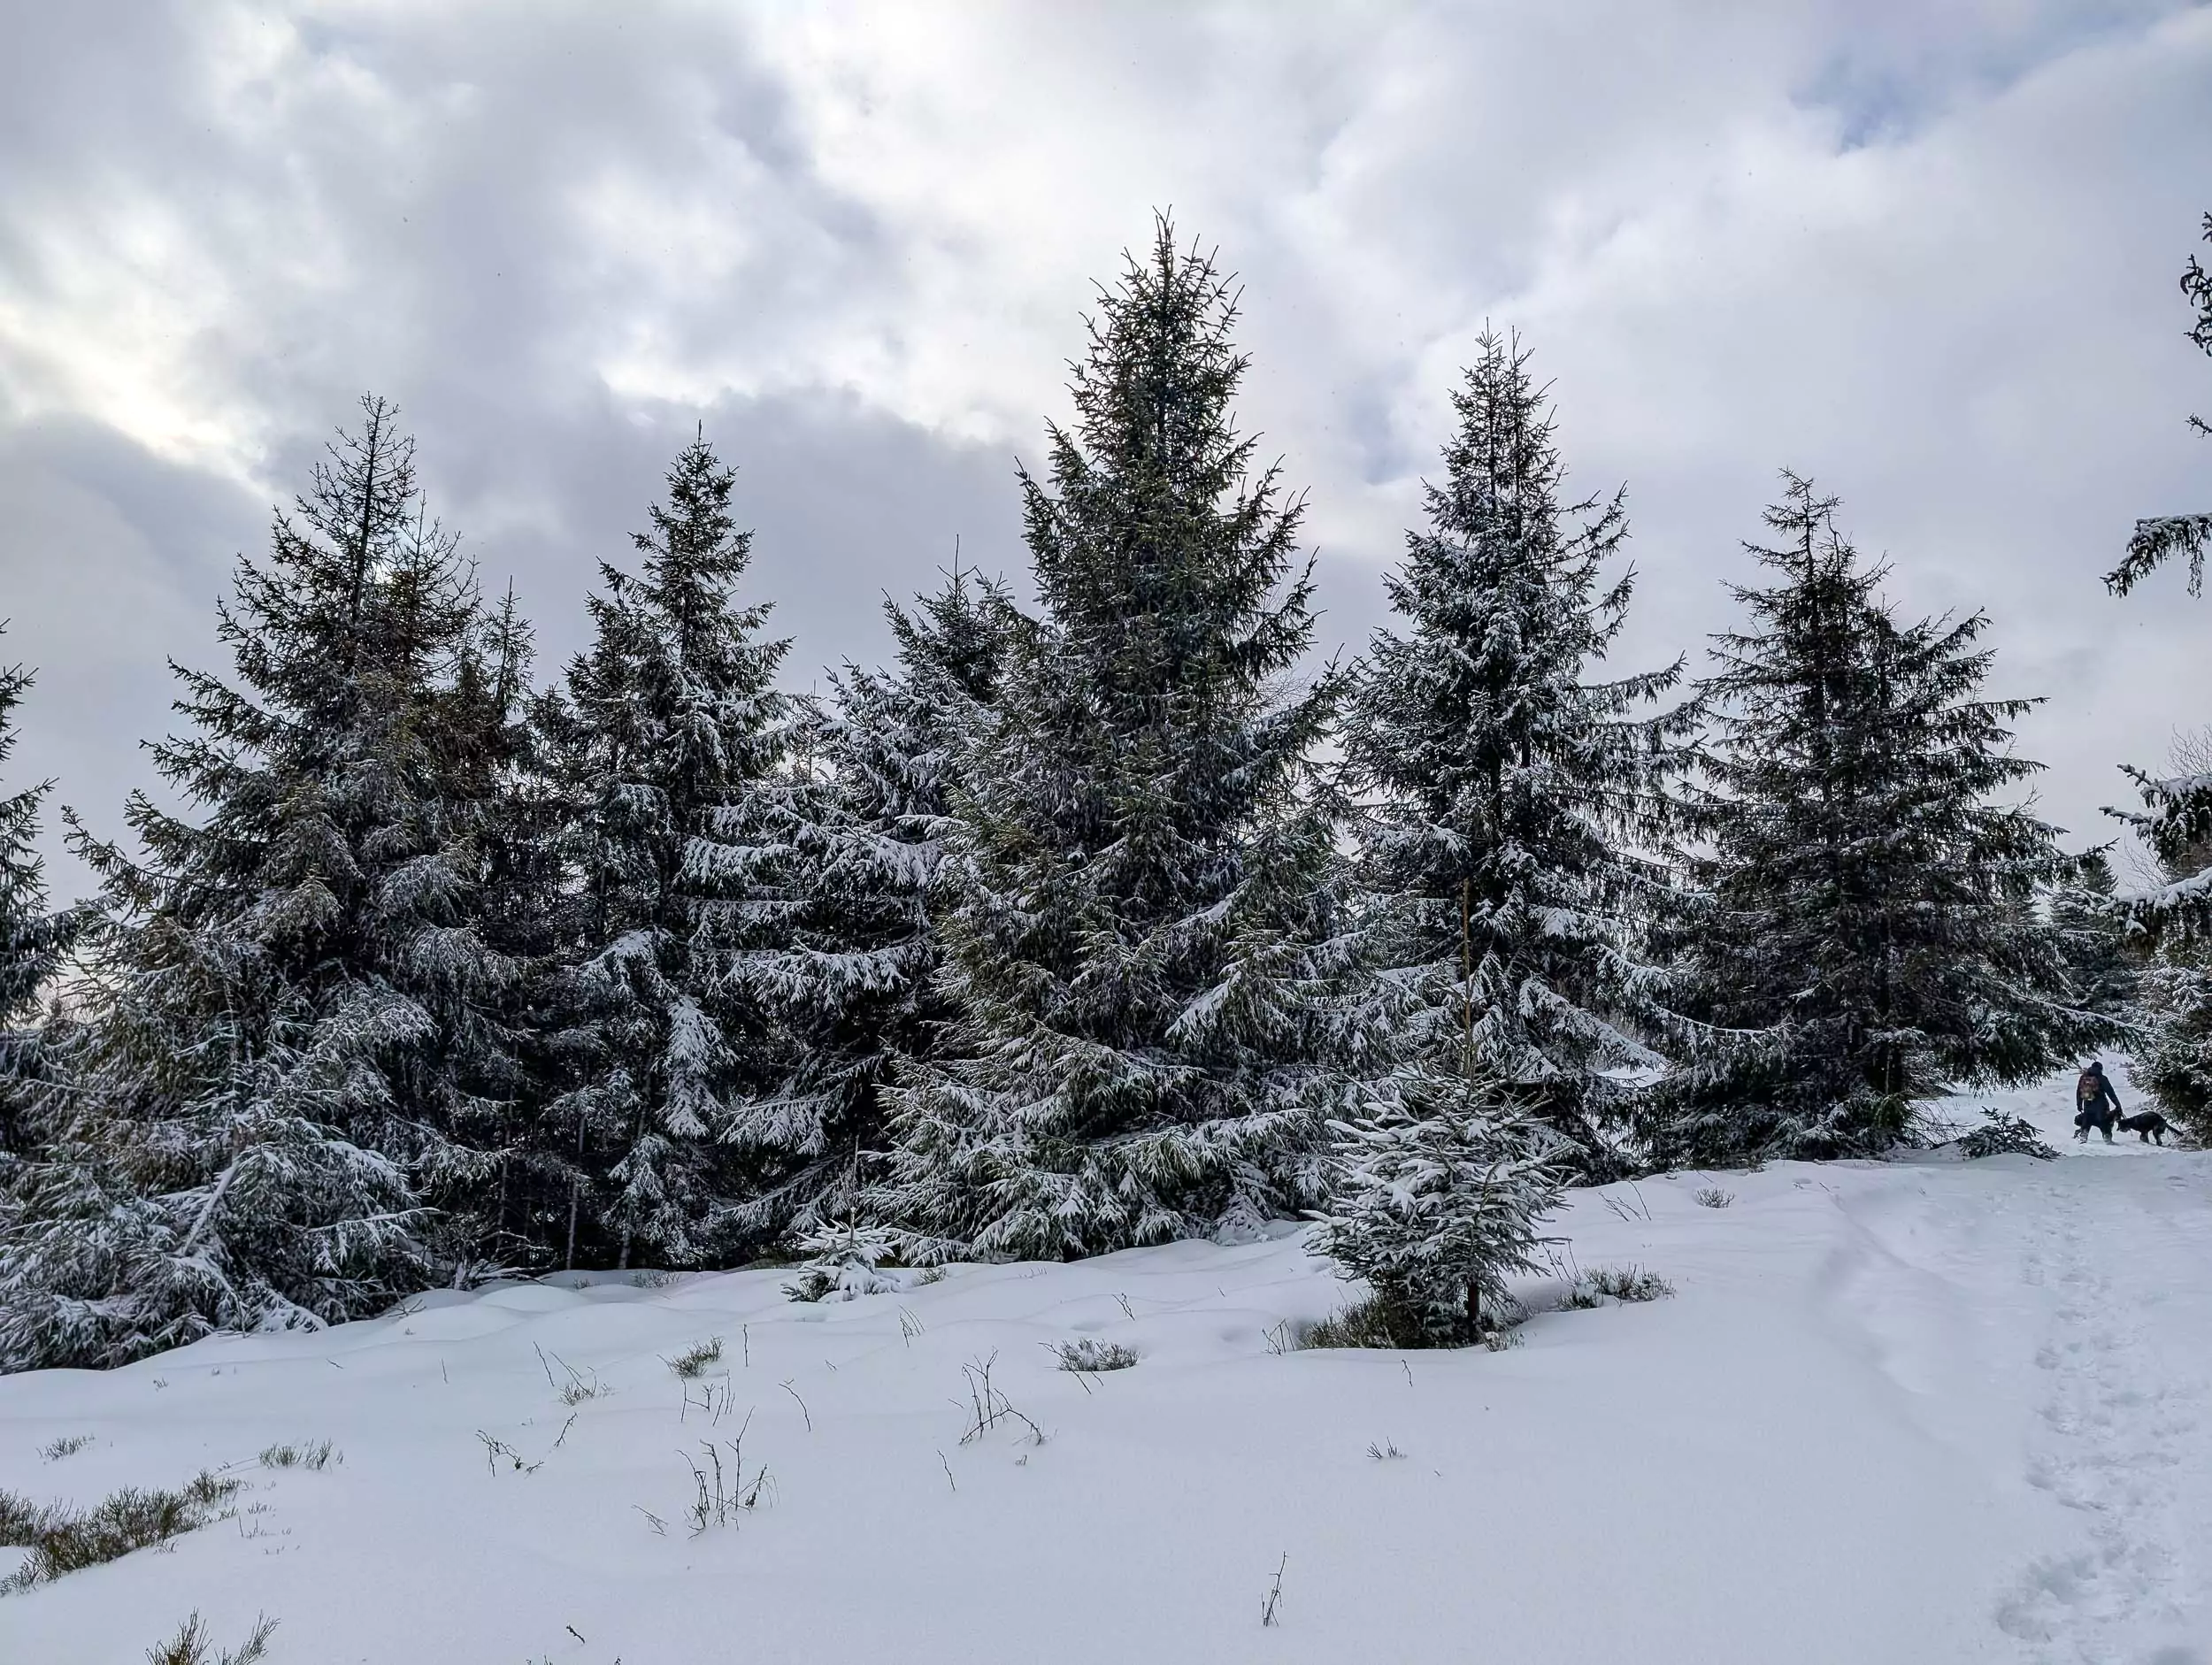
xmin=2073 ymin=1061 xmax=2122 ymax=1143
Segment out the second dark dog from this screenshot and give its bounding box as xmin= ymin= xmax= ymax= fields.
xmin=2116 ymin=1110 xmax=2170 ymax=1146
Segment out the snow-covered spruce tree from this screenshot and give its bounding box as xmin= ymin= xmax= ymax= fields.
xmin=1310 ymin=1070 xmax=1557 ymax=1345
xmin=2132 ymin=895 xmax=2212 ymax=1141
xmin=2105 ymin=211 xmax=2212 ymax=943
xmin=1650 ymin=476 xmax=2109 ymax=1163
xmin=534 ymin=434 xmax=799 ymax=1270
xmin=1340 ymin=330 xmax=1695 ymax=1177
xmin=2113 ymin=728 xmax=2212 ymax=1141
xmin=0 ymin=631 xmax=85 ymax=1155
xmin=878 ymin=220 xmax=1356 ymax=1261
xmin=2047 ymin=850 xmax=2141 ymax=1022
xmin=0 ymin=399 xmax=526 ymax=1371
xmin=743 ymin=567 xmax=1010 ymax=1240
xmin=436 ymin=586 xmax=572 ymax=1266
xmin=781 ymin=1216 xmax=900 ymax=1303
xmin=2133 ymin=944 xmax=2212 ymax=1141
xmin=2102 ymin=213 xmax=2212 ymax=1137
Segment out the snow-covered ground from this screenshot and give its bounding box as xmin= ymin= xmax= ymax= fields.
xmin=2 ymin=1070 xmax=2206 ymax=1665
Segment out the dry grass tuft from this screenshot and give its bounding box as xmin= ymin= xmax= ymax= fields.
xmin=0 ymin=1471 xmax=242 ymax=1593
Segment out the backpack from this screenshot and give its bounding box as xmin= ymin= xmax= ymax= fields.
xmin=2076 ymin=1070 xmax=2101 ymax=1109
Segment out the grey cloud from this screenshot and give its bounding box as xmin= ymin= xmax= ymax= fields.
xmin=1794 ymin=0 xmax=2184 ymax=142
xmin=0 ymin=416 xmax=260 ymax=898
xmin=452 ymin=383 xmax=1033 ymax=691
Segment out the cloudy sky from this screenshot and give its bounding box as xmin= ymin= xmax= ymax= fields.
xmin=3 ymin=0 xmax=2209 ymax=899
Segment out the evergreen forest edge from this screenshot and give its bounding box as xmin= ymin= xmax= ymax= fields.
xmin=1 ymin=211 xmax=2208 ymax=1371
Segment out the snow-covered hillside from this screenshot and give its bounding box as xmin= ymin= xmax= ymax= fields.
xmin=2 ymin=1070 xmax=2204 ymax=1665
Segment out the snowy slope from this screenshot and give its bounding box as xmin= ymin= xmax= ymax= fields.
xmin=1 ymin=1070 xmax=2205 ymax=1665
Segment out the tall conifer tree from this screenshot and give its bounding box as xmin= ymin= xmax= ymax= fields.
xmin=2133 ymin=947 xmax=2212 ymax=1141
xmin=2104 ymin=214 xmax=2212 ymax=1134
xmin=2123 ymin=744 xmax=2211 ymax=1138
xmin=1656 ymin=476 xmax=2103 ymax=1161
xmin=535 ymin=434 xmax=797 ymax=1269
xmin=1340 ymin=331 xmax=1693 ymax=1174
xmin=436 ymin=587 xmax=566 ymax=1264
xmin=0 ymin=399 xmax=521 ymax=1370
xmin=879 ymin=220 xmax=1354 ymax=1261
xmin=2047 ymin=851 xmax=2140 ymax=1022
xmin=2106 ymin=211 xmax=2212 ymax=940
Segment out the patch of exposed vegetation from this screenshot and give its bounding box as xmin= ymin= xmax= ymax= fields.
xmin=257 ymin=1440 xmax=339 ymax=1471
xmin=1050 ymin=1338 xmax=1139 ymax=1373
xmin=665 ymin=1338 xmax=725 ymax=1379
xmin=0 ymin=1470 xmax=242 ymax=1593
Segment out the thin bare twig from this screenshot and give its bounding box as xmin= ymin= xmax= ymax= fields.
xmin=780 ymin=1379 xmax=812 ymax=1432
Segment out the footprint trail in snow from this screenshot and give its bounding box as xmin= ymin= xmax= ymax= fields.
xmin=1991 ymin=1129 xmax=2210 ymax=1662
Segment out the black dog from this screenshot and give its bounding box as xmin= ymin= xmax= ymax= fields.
xmin=2074 ymin=1104 xmax=2117 ymax=1143
xmin=2116 ymin=1110 xmax=2170 ymax=1146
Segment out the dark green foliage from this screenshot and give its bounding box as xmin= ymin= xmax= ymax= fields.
xmin=0 ymin=628 xmax=85 ymax=1159
xmin=1310 ymin=1067 xmax=1557 ymax=1345
xmin=1955 ymin=1110 xmax=2058 ymax=1161
xmin=1340 ymin=330 xmax=1694 ymax=1173
xmin=879 ymin=219 xmax=1356 ymax=1260
xmin=0 ymin=632 xmax=80 ymax=1036
xmin=0 ymin=399 xmax=531 ymax=1370
xmin=2108 ymin=719 xmax=2212 ymax=953
xmin=2125 ymin=742 xmax=2212 ymax=1139
xmin=2133 ymin=951 xmax=2212 ymax=1141
xmin=2047 ymin=850 xmax=2141 ymax=1019
xmin=753 ymin=567 xmax=1010 ymax=1240
xmin=447 ymin=589 xmax=572 ymax=1269
xmin=1652 ymin=475 xmax=2110 ymax=1163
xmin=533 ymin=434 xmax=797 ymax=1269
xmin=1294 ymin=1289 xmax=1531 ymax=1351
xmin=2104 ymin=215 xmax=2212 ymax=1139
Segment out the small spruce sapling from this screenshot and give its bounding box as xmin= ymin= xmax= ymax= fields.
xmin=1310 ymin=1070 xmax=1558 ymax=1345
xmin=782 ymin=1218 xmax=900 ymax=1303
xmin=1956 ymin=1109 xmax=2060 ymax=1161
